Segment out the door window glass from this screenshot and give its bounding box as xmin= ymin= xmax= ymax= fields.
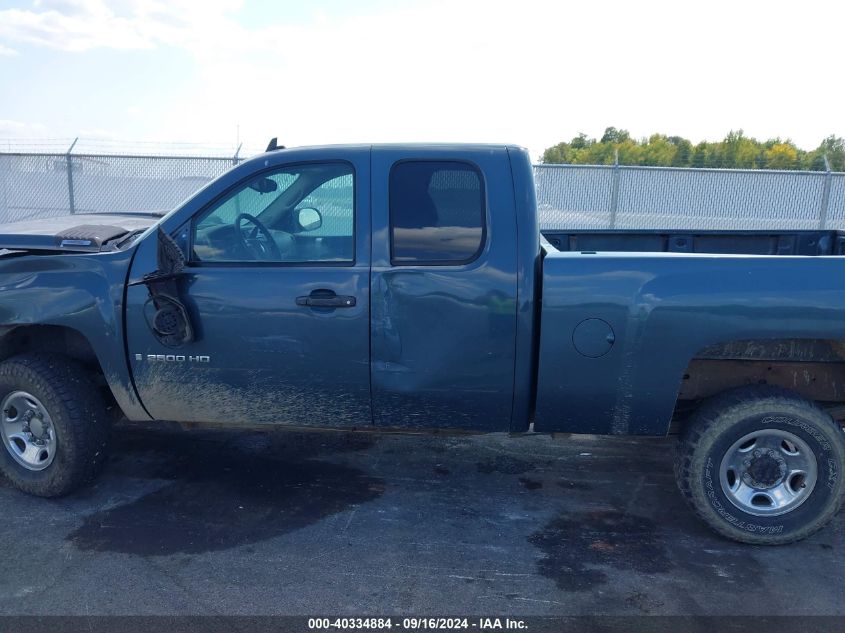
xmin=389 ymin=161 xmax=485 ymax=264
xmin=192 ymin=163 xmax=354 ymax=263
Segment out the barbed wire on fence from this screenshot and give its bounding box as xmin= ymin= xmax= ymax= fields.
xmin=0 ymin=137 xmax=264 ymax=158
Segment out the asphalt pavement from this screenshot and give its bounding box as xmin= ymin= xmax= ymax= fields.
xmin=0 ymin=422 xmax=842 ymax=616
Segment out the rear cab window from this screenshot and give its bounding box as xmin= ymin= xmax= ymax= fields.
xmin=389 ymin=160 xmax=486 ymax=265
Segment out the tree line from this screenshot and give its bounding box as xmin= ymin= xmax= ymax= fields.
xmin=541 ymin=128 xmax=845 ymax=171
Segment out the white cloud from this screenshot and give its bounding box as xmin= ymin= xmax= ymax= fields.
xmin=0 ymin=0 xmax=253 ymax=52
xmin=2 ymin=0 xmax=845 ymax=158
xmin=0 ymin=120 xmax=49 ymax=137
xmin=0 ymin=4 xmax=151 ymax=51
xmin=143 ymin=0 xmax=845 ymax=157
xmin=77 ymin=126 xmax=120 ymax=139
xmin=0 ymin=43 xmax=18 ymax=56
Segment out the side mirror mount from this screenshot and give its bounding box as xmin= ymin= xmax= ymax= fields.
xmin=156 ymin=227 xmax=185 ymax=276
xmin=296 ymin=207 xmax=322 ymax=232
xmin=135 ymin=228 xmax=194 ymax=347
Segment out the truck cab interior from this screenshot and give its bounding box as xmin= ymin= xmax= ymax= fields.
xmin=192 ymin=163 xmax=354 ymax=263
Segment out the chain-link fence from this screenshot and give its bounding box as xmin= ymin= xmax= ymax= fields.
xmin=535 ymin=164 xmax=845 ymax=231
xmin=3 ymin=151 xmax=845 ymax=231
xmin=0 ymin=152 xmax=241 ymax=223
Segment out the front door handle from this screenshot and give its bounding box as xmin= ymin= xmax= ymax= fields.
xmin=296 ymin=290 xmax=357 ymax=308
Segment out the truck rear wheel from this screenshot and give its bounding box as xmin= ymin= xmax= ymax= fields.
xmin=0 ymin=354 xmax=109 ymax=497
xmin=675 ymin=386 xmax=845 ymax=544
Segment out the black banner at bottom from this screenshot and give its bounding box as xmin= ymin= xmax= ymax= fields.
xmin=0 ymin=617 xmax=842 ymax=633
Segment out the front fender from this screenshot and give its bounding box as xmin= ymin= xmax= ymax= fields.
xmin=0 ymin=250 xmax=149 ymax=420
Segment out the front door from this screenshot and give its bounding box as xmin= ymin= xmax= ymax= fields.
xmin=125 ymin=157 xmax=372 ymax=427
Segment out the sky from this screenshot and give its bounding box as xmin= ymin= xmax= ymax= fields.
xmin=0 ymin=0 xmax=843 ymax=160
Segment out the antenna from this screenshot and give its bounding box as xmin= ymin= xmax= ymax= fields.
xmin=265 ymin=137 xmax=285 ymax=152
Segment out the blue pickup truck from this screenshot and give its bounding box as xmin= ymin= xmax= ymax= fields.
xmin=0 ymin=142 xmax=843 ymax=545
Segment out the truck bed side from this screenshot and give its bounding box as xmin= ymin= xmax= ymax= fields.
xmin=533 ymin=246 xmax=845 ymax=435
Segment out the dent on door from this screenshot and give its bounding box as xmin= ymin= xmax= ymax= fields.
xmin=371 ymin=269 xmax=517 ymax=430
xmin=369 ymin=150 xmax=520 ymax=432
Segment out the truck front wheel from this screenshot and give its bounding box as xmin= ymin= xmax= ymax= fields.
xmin=0 ymin=354 xmax=110 ymax=497
xmin=676 ymin=386 xmax=845 ymax=544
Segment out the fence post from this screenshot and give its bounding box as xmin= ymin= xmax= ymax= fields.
xmin=65 ymin=137 xmax=78 ymax=215
xmin=819 ymin=154 xmax=832 ymax=230
xmin=609 ymin=148 xmax=620 ymax=228
xmin=1 ymin=153 xmax=7 ymax=224
xmin=233 ymin=143 xmax=242 ymax=166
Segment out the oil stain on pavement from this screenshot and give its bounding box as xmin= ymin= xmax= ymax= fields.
xmin=519 ymin=477 xmax=543 ymax=490
xmin=67 ymin=427 xmax=384 ymax=557
xmin=476 ymin=455 xmax=536 ymax=475
xmin=528 ymin=509 xmax=671 ymax=591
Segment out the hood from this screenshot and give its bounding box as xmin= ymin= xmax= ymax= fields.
xmin=0 ymin=213 xmax=159 ymax=253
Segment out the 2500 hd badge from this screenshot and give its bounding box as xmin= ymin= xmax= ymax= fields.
xmin=134 ymin=354 xmax=211 ymax=363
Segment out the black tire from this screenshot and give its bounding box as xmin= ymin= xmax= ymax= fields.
xmin=676 ymin=386 xmax=845 ymax=544
xmin=0 ymin=354 xmax=110 ymax=497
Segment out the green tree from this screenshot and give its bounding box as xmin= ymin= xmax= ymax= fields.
xmin=600 ymin=127 xmax=630 ymax=144
xmin=571 ymin=133 xmax=589 ymax=149
xmin=764 ymin=142 xmax=800 ymax=170
xmin=808 ymin=135 xmax=845 ymax=171
xmin=641 ymin=134 xmax=678 ymax=166
xmin=690 ymin=142 xmax=709 ymax=168
xmin=668 ymin=136 xmax=693 ymax=167
xmin=541 ymin=129 xmax=845 ymax=172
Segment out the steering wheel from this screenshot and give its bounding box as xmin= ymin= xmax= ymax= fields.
xmin=234 ymin=213 xmax=282 ymax=261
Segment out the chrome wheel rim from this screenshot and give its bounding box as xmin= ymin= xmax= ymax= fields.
xmin=719 ymin=429 xmax=817 ymax=517
xmin=0 ymin=391 xmax=56 ymax=471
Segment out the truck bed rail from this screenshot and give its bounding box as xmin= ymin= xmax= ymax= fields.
xmin=541 ymin=230 xmax=845 ymax=256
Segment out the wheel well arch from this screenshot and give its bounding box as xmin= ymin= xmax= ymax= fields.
xmin=676 ymin=337 xmax=845 ymax=422
xmin=0 ymin=325 xmax=123 ymax=414
xmin=0 ymin=325 xmax=100 ymax=368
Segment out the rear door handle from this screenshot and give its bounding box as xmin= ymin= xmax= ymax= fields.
xmin=296 ymin=290 xmax=357 ymax=308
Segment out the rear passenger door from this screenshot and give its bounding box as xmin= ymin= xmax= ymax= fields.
xmin=370 ymin=148 xmax=519 ymax=431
